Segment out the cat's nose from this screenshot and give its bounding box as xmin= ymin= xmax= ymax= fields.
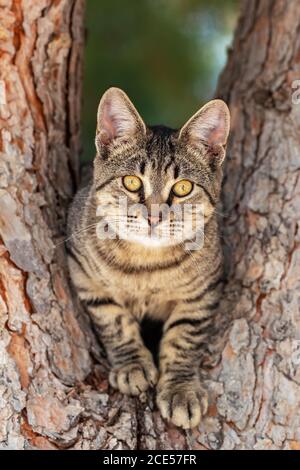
xmin=147 ymin=214 xmax=162 ymax=227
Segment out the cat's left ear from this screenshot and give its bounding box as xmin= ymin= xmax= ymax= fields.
xmin=179 ymin=99 xmax=230 ymax=164
xmin=95 ymin=87 xmax=146 ymax=153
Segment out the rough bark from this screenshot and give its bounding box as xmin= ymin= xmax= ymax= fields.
xmin=1 ymin=0 xmax=300 ymax=450
xmin=212 ymin=0 xmax=300 ymax=450
xmin=0 ymin=0 xmax=94 ymax=449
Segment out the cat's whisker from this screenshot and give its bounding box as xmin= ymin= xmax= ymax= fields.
xmin=56 ymin=222 xmax=101 ymax=247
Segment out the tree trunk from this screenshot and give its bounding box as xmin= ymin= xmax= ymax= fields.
xmin=212 ymin=0 xmax=300 ymax=450
xmin=1 ymin=0 xmax=300 ymax=450
xmin=0 ymin=0 xmax=93 ymax=449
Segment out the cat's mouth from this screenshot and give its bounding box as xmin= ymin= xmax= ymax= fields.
xmin=117 ymin=222 xmax=203 ymax=249
xmin=124 ymin=232 xmax=181 ymax=248
xmin=96 ymin=212 xmax=204 ymax=250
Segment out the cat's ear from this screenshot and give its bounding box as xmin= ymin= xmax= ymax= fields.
xmin=95 ymin=87 xmax=146 ymax=152
xmin=179 ymin=99 xmax=230 ymax=164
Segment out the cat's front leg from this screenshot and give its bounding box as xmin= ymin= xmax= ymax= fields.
xmin=86 ymin=300 xmax=158 ymax=396
xmin=157 ymin=304 xmax=219 ymax=429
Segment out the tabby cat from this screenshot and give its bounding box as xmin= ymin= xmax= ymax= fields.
xmin=67 ymin=88 xmax=230 ymax=429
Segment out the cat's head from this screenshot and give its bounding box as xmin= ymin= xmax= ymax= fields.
xmin=93 ymin=87 xmax=230 ymax=249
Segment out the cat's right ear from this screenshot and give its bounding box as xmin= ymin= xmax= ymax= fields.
xmin=179 ymin=99 xmax=230 ymax=164
xmin=95 ymin=87 xmax=146 ymax=154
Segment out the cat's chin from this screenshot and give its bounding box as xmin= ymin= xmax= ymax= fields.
xmin=123 ymin=233 xmax=179 ymax=249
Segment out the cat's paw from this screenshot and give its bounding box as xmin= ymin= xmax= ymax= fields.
xmin=156 ymin=380 xmax=208 ymax=429
xmin=109 ymin=358 xmax=158 ymax=396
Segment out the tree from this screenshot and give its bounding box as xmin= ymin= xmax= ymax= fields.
xmin=0 ymin=0 xmax=299 ymax=450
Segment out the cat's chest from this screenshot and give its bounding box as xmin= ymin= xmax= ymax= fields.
xmin=108 ymin=275 xmax=176 ymax=321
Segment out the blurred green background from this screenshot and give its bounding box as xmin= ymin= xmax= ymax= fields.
xmin=82 ymin=0 xmax=239 ymax=160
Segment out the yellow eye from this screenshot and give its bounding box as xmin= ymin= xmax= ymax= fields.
xmin=172 ymin=179 xmax=193 ymax=197
xmin=123 ymin=175 xmax=142 ymax=192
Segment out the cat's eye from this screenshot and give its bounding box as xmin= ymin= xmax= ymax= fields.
xmin=172 ymin=179 xmax=193 ymax=197
xmin=122 ymin=175 xmax=142 ymax=192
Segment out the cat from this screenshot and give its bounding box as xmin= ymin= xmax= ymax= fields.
xmin=67 ymin=87 xmax=230 ymax=429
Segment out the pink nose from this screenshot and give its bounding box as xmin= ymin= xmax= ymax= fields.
xmin=147 ymin=215 xmax=161 ymax=227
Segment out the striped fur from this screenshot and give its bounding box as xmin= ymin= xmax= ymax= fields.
xmin=67 ymin=88 xmax=230 ymax=429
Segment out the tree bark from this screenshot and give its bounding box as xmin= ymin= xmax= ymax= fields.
xmin=212 ymin=0 xmax=300 ymax=450
xmin=0 ymin=0 xmax=93 ymax=449
xmin=1 ymin=0 xmax=300 ymax=450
